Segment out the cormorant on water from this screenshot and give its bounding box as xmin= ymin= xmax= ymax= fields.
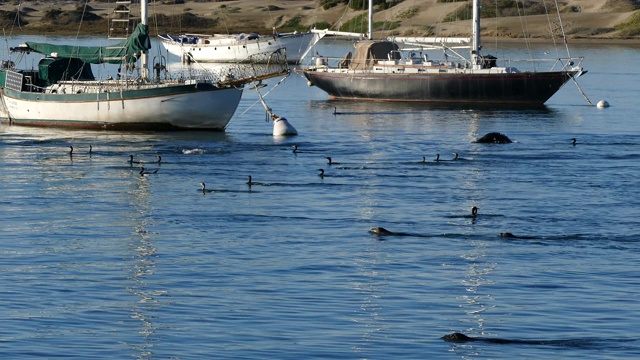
xmin=128 ymin=155 xmax=141 ymax=164
xmin=139 ymin=167 xmax=158 ymax=176
xmin=326 ymin=157 xmax=339 ymax=165
xmin=246 ymin=175 xmax=259 ymax=187
xmin=199 ymin=182 xmax=215 ymax=193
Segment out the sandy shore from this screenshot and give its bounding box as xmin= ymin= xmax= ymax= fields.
xmin=0 ymin=0 xmax=638 ymax=43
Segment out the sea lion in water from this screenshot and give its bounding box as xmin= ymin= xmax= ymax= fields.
xmin=442 ymin=332 xmax=583 ymax=346
xmin=369 ymin=227 xmax=424 ymax=237
xmin=499 ymin=232 xmax=537 ymax=240
xmin=443 ymin=332 xmax=535 ymax=344
xmin=475 ymin=132 xmax=512 ymax=144
xmin=369 ymin=227 xmax=396 ymax=236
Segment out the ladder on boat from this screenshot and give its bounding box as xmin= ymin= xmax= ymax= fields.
xmin=108 ymin=0 xmax=136 ymax=40
xmin=104 ymin=1 xmax=138 ymax=63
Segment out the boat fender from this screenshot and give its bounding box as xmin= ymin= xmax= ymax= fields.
xmin=307 ymin=80 xmax=314 ymax=87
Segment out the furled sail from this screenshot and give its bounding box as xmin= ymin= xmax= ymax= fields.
xmin=24 ymin=23 xmax=150 ymax=64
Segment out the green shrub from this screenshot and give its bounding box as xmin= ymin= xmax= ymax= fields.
xmin=397 ymin=6 xmax=418 ymax=19
xmin=615 ymin=10 xmax=640 ymax=36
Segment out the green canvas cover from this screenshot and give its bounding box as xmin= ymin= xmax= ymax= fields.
xmin=25 ymin=23 xmax=150 ymax=64
xmin=37 ymin=57 xmax=95 ymax=87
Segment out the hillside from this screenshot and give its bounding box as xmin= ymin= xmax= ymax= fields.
xmin=0 ymin=0 xmax=639 ymax=41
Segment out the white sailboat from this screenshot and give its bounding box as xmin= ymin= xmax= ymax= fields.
xmin=0 ymin=0 xmax=288 ymax=130
xmin=159 ymin=31 xmax=319 ymax=64
xmin=298 ymin=0 xmax=586 ymax=105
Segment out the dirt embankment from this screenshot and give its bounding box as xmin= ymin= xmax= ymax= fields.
xmin=0 ymin=0 xmax=638 ymax=42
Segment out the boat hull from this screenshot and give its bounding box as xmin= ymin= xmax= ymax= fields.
xmin=1 ymin=82 xmax=243 ymax=131
xmin=160 ymin=33 xmax=314 ymax=64
xmin=302 ymin=70 xmax=575 ymax=105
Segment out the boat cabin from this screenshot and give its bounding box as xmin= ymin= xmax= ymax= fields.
xmin=0 ymin=57 xmax=94 ymax=93
xmin=347 ymin=40 xmax=401 ymax=70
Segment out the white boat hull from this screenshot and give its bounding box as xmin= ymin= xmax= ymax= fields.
xmin=1 ymin=81 xmax=243 ymax=130
xmin=160 ymin=32 xmax=315 ymax=64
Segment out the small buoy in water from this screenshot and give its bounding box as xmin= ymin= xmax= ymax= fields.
xmin=596 ymin=100 xmax=609 ymax=108
xmin=271 ymin=113 xmax=297 ymax=136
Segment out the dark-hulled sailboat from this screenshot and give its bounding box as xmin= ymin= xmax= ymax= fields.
xmin=299 ymin=0 xmax=586 ymax=105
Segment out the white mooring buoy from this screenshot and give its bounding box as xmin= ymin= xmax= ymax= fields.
xmin=271 ymin=114 xmax=297 ymax=136
xmin=596 ymin=100 xmax=609 ymax=108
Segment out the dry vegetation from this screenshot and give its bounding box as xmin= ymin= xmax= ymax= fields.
xmin=0 ymin=0 xmax=638 ymax=40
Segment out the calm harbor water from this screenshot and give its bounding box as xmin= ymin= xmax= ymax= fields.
xmin=1 ymin=37 xmax=640 ymax=359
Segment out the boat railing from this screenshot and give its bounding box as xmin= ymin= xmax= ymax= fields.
xmin=303 ymin=53 xmax=583 ymax=73
xmin=176 ymin=49 xmax=291 ymax=87
xmin=494 ymin=56 xmax=584 ymax=72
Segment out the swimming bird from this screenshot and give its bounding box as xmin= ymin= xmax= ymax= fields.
xmin=435 ymin=153 xmax=440 ymax=162
xmin=69 ymin=146 xmax=74 ymax=155
xmin=471 ymin=206 xmax=478 ymax=218
xmin=571 ymin=138 xmax=577 ymax=146
xmin=199 ymin=182 xmax=215 ymax=193
xmin=139 ymin=167 xmax=158 ymax=176
xmin=292 ymin=145 xmax=299 ymax=154
xmin=128 ymin=155 xmax=141 ymax=164
xmin=155 ymin=155 xmax=162 ymax=164
xmin=326 ymin=156 xmax=339 ymax=165
xmin=246 ymin=175 xmax=258 ymax=187
xmin=89 ymin=145 xmax=93 ymax=155
xmin=452 ymin=152 xmax=459 ymax=160
xmin=318 ymin=168 xmax=326 ymax=178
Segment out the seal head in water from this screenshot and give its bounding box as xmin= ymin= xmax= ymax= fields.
xmin=475 ymin=132 xmax=512 ymax=144
xmin=369 ymin=227 xmax=394 ymax=236
xmin=443 ymin=333 xmax=476 ymax=342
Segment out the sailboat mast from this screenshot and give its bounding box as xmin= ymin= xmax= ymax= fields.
xmin=140 ymin=0 xmax=149 ymax=79
xmin=367 ymin=0 xmax=373 ymax=40
xmin=471 ymin=0 xmax=481 ymax=67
